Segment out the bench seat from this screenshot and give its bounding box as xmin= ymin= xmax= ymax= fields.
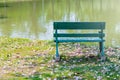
xmin=54 ymin=37 xmax=105 ymax=42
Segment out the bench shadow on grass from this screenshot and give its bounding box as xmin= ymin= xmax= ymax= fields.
xmin=52 ymin=55 xmax=115 ymax=80
xmin=27 ymin=54 xmax=118 ymax=80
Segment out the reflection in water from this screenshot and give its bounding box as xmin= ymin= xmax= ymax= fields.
xmin=115 ymin=24 xmax=120 ymax=33
xmin=0 ymin=0 xmax=120 ymax=46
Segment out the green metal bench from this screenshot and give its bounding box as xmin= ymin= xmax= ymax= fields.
xmin=53 ymin=22 xmax=105 ymax=61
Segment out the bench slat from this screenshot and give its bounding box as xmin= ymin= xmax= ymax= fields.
xmin=54 ymin=33 xmax=105 ymax=37
xmin=54 ymin=38 xmax=105 ymax=42
xmin=54 ymin=22 xmax=105 ymax=30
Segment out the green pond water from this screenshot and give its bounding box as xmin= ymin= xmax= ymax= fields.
xmin=0 ymin=0 xmax=120 ymax=46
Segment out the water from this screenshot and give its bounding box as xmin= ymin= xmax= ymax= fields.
xmin=0 ymin=0 xmax=120 ymax=46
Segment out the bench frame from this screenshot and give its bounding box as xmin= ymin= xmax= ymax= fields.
xmin=53 ymin=22 xmax=105 ymax=61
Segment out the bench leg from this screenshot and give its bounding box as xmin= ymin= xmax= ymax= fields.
xmin=99 ymin=42 xmax=105 ymax=61
xmin=99 ymin=42 xmax=102 ymax=53
xmin=55 ymin=42 xmax=60 ymax=61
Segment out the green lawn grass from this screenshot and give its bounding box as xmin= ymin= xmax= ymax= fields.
xmin=0 ymin=36 xmax=120 ymax=80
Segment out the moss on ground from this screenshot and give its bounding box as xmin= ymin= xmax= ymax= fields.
xmin=0 ymin=36 xmax=120 ymax=80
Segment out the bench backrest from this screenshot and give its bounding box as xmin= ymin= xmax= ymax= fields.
xmin=54 ymin=22 xmax=105 ymax=38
